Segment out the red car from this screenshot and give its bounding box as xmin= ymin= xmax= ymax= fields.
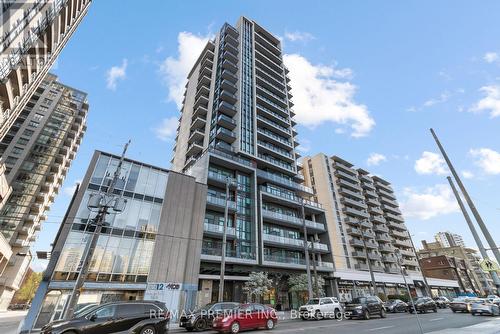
xmin=212 ymin=303 xmax=277 ymax=333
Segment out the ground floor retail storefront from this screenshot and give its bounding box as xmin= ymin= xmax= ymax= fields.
xmin=333 ymin=269 xmax=460 ymax=302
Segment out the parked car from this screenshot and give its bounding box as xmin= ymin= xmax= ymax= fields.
xmin=212 ymin=303 xmax=277 ymax=334
xmin=486 ymin=294 xmax=499 ymax=302
xmin=433 ymin=296 xmax=450 ymax=309
xmin=384 ymin=299 xmax=408 ymax=313
xmin=490 ymin=297 xmax=500 ymax=306
xmin=298 ymin=297 xmax=343 ymax=320
xmin=449 ymin=297 xmax=481 ymax=313
xmin=40 ymin=300 xmax=170 ymax=334
xmin=74 ymin=303 xmax=99 ymax=318
xmin=179 ymin=302 xmax=239 ymax=331
xmin=408 ymin=297 xmax=437 ymax=314
xmin=344 ymin=296 xmax=386 ymax=320
xmin=471 ymin=299 xmax=500 ymax=316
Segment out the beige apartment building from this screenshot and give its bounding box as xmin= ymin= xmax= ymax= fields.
xmin=0 ymin=0 xmax=92 ymax=141
xmin=301 ymin=153 xmax=459 ymax=300
xmin=0 ymin=73 xmax=88 ymax=310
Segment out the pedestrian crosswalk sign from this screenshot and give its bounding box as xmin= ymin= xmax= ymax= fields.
xmin=480 ymin=259 xmax=500 ymax=272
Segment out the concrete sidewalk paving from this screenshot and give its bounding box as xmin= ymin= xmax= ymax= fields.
xmin=0 ymin=310 xmax=28 ymax=319
xmin=429 ymin=317 xmax=500 ymax=334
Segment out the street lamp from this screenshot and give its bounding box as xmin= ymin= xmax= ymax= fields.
xmin=218 ymin=176 xmax=237 ymax=302
xmin=395 ymin=249 xmax=424 ymax=334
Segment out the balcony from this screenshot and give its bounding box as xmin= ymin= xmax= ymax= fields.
xmin=202 ymin=247 xmax=255 ymax=262
xmin=216 ymin=127 xmax=236 ymax=143
xmin=256 ymin=94 xmax=288 ymax=117
xmin=368 ymin=253 xmax=381 ymax=261
xmin=382 ymin=204 xmax=402 ymax=215
xmin=402 ymin=258 xmax=419 ymax=267
xmin=256 ymin=74 xmax=286 ymax=98
xmin=223 ymin=50 xmax=238 ymax=64
xmin=336 ymin=178 xmax=362 ymax=192
xmin=371 ymin=265 xmax=386 ymax=273
xmin=346 ymin=227 xmax=362 ymax=236
xmin=261 ymin=209 xmax=325 ymax=232
xmin=263 ymin=233 xmax=304 ymax=248
xmin=364 ymin=230 xmax=376 ymax=239
xmin=207 ymin=171 xmax=234 ymax=185
xmin=339 ymin=187 xmax=364 ymax=200
xmin=376 ymin=234 xmax=392 ymax=242
xmin=255 ymin=48 xmax=283 ymax=74
xmin=257 ymin=140 xmax=294 ymax=162
xmin=194 ymin=93 xmax=209 ymax=110
xmin=375 ymin=181 xmax=394 ymax=193
xmin=256 ymin=114 xmax=291 ymax=137
xmin=373 ymin=224 xmax=389 ymax=233
xmin=186 ymin=142 xmax=203 ymax=156
xmin=335 ymin=169 xmax=359 ymax=183
xmin=191 ymin=116 xmax=206 ymax=129
xmin=222 ymin=59 xmax=238 ymax=73
xmin=378 ymin=189 xmax=397 ymax=200
xmin=220 ymin=90 xmax=237 ymax=104
xmin=399 ymin=249 xmax=415 ymax=257
xmin=379 ymin=244 xmax=395 ymax=253
xmin=386 ymin=220 xmax=405 ymax=230
xmin=386 ymin=267 xmax=400 ymax=274
xmin=188 ymin=129 xmax=205 ymax=144
xmin=258 ymin=154 xmax=294 ymax=173
xmin=354 ymin=263 xmax=369 ymax=271
xmin=364 ymin=189 xmax=377 ymax=197
xmin=352 ymin=251 xmax=367 ymax=258
xmin=389 ymin=229 xmax=408 ymax=238
xmin=221 ymin=69 xmax=238 ymax=83
xmin=206 ymin=195 xmax=237 ymax=212
xmin=256 ymin=169 xmax=313 ymax=195
xmin=221 ymin=79 xmax=237 ymax=94
xmin=393 ymin=239 xmax=413 ymax=248
xmin=333 ymin=162 xmax=356 ymax=175
xmin=217 ymin=114 xmax=236 ymax=130
xmin=385 ymin=212 xmax=405 ymax=223
xmin=255 ymin=58 xmax=284 ymax=84
xmin=256 ymin=103 xmax=289 ymax=127
xmin=382 ymin=255 xmax=397 ymax=263
xmin=309 ymin=242 xmax=329 ymax=252
xmin=203 ymin=223 xmax=236 ymax=238
xmin=349 ymin=239 xmax=364 ymax=247
xmin=341 ymin=197 xmax=368 ymax=210
xmin=218 ymin=101 xmax=237 ymax=117
xmin=343 ymin=206 xmax=370 ymax=219
xmin=366 ymin=198 xmax=381 ymax=206
xmin=260 ymin=186 xmax=323 ymax=211
xmin=369 ymin=206 xmax=383 ymax=215
xmin=257 ymin=84 xmax=288 ymax=108
xmin=193 ymin=105 xmax=208 ymax=118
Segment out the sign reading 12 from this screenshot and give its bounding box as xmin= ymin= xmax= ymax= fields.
xmin=155 ymin=283 xmax=181 ymax=290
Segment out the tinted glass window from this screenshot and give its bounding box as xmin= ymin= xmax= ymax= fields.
xmin=367 ymin=297 xmax=378 ymax=303
xmin=252 ymin=304 xmax=265 ymax=312
xmin=320 ymin=299 xmax=333 ymax=305
xmin=94 ymin=305 xmax=116 ymax=318
xmin=142 ymin=304 xmax=160 ymax=316
xmin=116 ymin=304 xmax=140 ymax=317
xmin=352 ymin=297 xmax=367 ymax=304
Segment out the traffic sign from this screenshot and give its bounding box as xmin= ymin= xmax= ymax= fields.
xmin=480 ymin=258 xmax=500 ymax=272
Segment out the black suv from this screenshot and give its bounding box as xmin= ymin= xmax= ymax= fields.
xmin=179 ymin=302 xmax=239 ymax=331
xmin=41 ymin=300 xmax=170 ymax=334
xmin=344 ymin=296 xmax=386 ymax=320
xmin=408 ymin=297 xmax=438 ymax=313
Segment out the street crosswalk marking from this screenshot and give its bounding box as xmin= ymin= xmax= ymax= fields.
xmin=368 ymin=326 xmax=395 ymax=331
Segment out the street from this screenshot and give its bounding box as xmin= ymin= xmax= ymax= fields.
xmin=167 ymin=309 xmax=499 ymax=334
xmin=0 ymin=311 xmax=28 ymax=334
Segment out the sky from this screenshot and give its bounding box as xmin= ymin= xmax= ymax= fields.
xmin=31 ymin=0 xmax=500 ymax=271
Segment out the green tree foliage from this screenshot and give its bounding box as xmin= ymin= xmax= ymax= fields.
xmin=17 ymin=272 xmax=42 ymax=303
xmin=288 ymin=274 xmax=326 ymax=297
xmin=243 ymin=272 xmax=273 ymax=303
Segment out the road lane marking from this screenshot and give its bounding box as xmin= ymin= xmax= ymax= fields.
xmin=429 ymin=317 xmax=444 ymax=322
xmin=368 ymin=326 xmax=395 ymax=331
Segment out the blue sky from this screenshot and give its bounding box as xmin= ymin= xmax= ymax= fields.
xmin=32 ymin=0 xmax=500 ymax=270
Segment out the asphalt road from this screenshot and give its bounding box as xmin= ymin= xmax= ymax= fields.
xmin=0 ymin=311 xmax=28 ymax=334
xmin=170 ymin=309 xmax=500 ymax=334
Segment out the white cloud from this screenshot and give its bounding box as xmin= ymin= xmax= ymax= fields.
xmin=423 ymin=91 xmax=451 ymax=107
xmin=470 ymin=148 xmax=500 ymax=174
xmin=154 ymin=117 xmax=178 ymax=141
xmin=283 ymin=54 xmax=374 ymax=137
xmin=296 ymin=138 xmax=311 ymax=153
xmin=63 ymin=179 xmax=82 ymax=197
xmin=461 ymin=170 xmax=474 ymax=179
xmin=470 ymin=85 xmax=500 ymax=118
xmin=400 ymin=184 xmax=459 ymax=220
xmin=284 ymin=31 xmax=315 ymax=42
xmin=484 ymin=52 xmax=499 ymax=63
xmin=366 ymin=153 xmax=387 ymax=166
xmin=414 ymin=151 xmax=447 ymax=175
xmin=106 ymin=59 xmax=128 ymax=90
xmin=159 ymin=32 xmax=211 ymax=109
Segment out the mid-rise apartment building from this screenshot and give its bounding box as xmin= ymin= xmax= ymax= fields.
xmin=301 ymin=154 xmax=459 ymax=300
xmin=419 ymin=255 xmax=477 ymax=294
xmin=0 ymin=74 xmax=88 ymax=310
xmin=171 ymin=17 xmax=333 ymax=309
xmin=419 ymin=241 xmax=496 ymax=295
xmin=435 ymin=231 xmax=466 ymax=248
xmin=19 ymin=150 xmax=207 ymax=332
xmin=0 ymin=0 xmax=92 ymax=140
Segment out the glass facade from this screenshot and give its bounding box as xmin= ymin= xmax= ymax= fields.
xmin=240 ymin=19 xmax=255 ymax=154
xmin=53 ymin=154 xmax=169 ymax=283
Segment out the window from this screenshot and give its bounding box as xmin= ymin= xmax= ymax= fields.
xmin=33 ymin=113 xmax=44 ymax=121
xmin=11 ymin=147 xmax=23 ymax=155
xmin=320 ymin=299 xmax=333 ymax=305
xmin=17 ymin=138 xmax=29 ymax=145
xmin=252 ymin=304 xmax=265 ymax=312
xmin=93 ymin=305 xmax=117 ymax=318
xmin=23 ymin=129 xmax=34 ymax=137
xmin=116 ymin=304 xmax=140 ymax=317
xmin=28 ymin=121 xmax=39 ymax=128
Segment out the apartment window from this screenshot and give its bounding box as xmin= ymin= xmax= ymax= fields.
xmin=11 ymin=147 xmax=24 ymax=155
xmin=28 ymin=120 xmax=40 ymax=128
xmin=33 ymin=113 xmax=44 ymax=121
xmin=4 ymin=156 xmax=18 ymax=165
xmin=38 ymin=105 xmax=49 ymax=112
xmin=17 ymin=138 xmax=29 ymax=145
xmin=22 ymin=129 xmax=35 ymax=137
xmin=43 ymin=98 xmax=53 ymax=105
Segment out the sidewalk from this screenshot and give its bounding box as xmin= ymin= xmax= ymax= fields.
xmin=429 ymin=317 xmax=500 ymax=334
xmin=0 ymin=310 xmax=28 ymax=318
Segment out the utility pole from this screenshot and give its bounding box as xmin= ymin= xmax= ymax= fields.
xmin=430 ymin=129 xmax=500 ymax=268
xmin=360 ymin=225 xmax=377 ymax=296
xmin=218 ymin=177 xmax=236 ymax=302
xmin=63 ymin=141 xmax=130 ymax=319
xmin=408 ymin=236 xmax=431 ymax=297
xmin=395 ymin=249 xmax=424 ymax=334
xmin=310 ymin=236 xmax=319 ymax=297
xmin=300 ymin=199 xmax=313 ymax=300
xmin=447 ymin=176 xmax=500 ymax=292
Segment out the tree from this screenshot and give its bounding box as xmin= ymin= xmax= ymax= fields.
xmin=288 ymin=274 xmax=326 ymax=302
xmin=17 ymin=272 xmax=42 ymax=305
xmin=243 ymin=272 xmax=273 ymax=303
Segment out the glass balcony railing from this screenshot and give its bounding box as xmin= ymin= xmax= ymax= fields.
xmin=258 ymin=153 xmax=294 ymax=171
xmin=203 ymin=222 xmax=236 ymax=236
xmin=257 ymin=140 xmax=293 ymax=159
xmin=257 ymin=169 xmax=313 ymax=194
xmin=261 ymin=209 xmax=325 ymax=230
xmin=257 ymin=128 xmax=292 ymax=147
xmin=202 ymin=247 xmax=255 ymax=260
xmin=260 ymin=186 xmax=323 ymax=209
xmin=256 ymin=115 xmax=291 ymax=135
xmin=206 ymin=194 xmax=236 ymax=210
xmin=257 ymin=94 xmax=288 ymax=115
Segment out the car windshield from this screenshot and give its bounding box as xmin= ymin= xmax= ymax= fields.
xmin=75 ymin=304 xmax=98 ymax=317
xmin=306 ymin=299 xmax=320 ymax=305
xmin=351 ymin=297 xmax=367 ymax=304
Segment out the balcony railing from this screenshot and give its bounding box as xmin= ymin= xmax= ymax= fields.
xmin=203 ymin=223 xmax=236 ymax=236
xmin=206 ymin=195 xmax=236 ymax=210
xmin=261 ymin=209 xmax=325 ymax=231
xmin=202 ymin=247 xmax=255 ymax=260
xmin=257 ymin=170 xmax=313 ymax=194
xmin=257 ymin=140 xmax=293 ymax=159
xmin=258 ymin=153 xmax=294 ymax=172
xmin=260 ymin=186 xmax=323 ymax=209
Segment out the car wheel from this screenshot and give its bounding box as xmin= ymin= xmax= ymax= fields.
xmin=452 ymin=309 xmax=456 ymax=313
xmin=195 ymin=319 xmax=206 ymax=331
xmin=266 ymin=319 xmax=275 ymax=330
xmin=140 ymin=326 xmax=156 ymax=334
xmin=471 ymin=312 xmax=476 ymax=316
xmin=230 ymin=321 xmax=240 ymax=334
xmin=300 ymin=315 xmax=307 ymax=321
xmin=334 ymin=308 xmax=342 ymax=319
xmin=363 ymin=310 xmax=370 ymax=320
xmin=380 ymin=308 xmax=387 ymax=318
xmin=315 ymin=310 xmax=323 ymax=320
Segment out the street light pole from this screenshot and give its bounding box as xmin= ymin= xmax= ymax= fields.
xmin=300 ymin=198 xmax=313 ymax=300
xmin=310 ymin=236 xmax=319 ymax=297
xmin=63 ymin=141 xmax=130 ymax=320
xmin=395 ymin=249 xmax=424 ymax=334
xmin=408 ymin=236 xmax=431 ymax=297
xmin=218 ymin=177 xmax=234 ymax=302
